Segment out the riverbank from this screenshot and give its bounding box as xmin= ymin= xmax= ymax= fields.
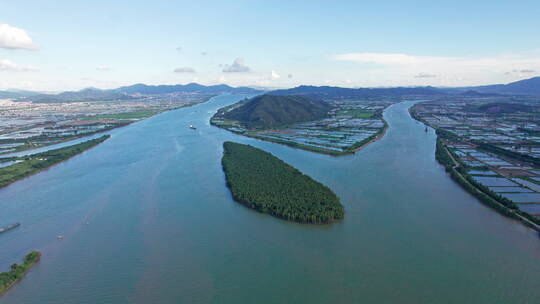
xmin=0 ymin=99 xmax=210 ymax=157
xmin=409 ymin=101 xmax=540 ymax=231
xmin=0 ymin=135 xmax=110 ymax=189
xmin=0 ymin=251 xmax=41 ymax=296
xmin=0 ymin=123 xmax=126 ymax=156
xmin=435 ymin=135 xmax=540 ymax=232
xmin=211 ymin=117 xmax=389 ymax=156
xmin=349 ymin=120 xmax=388 ymax=154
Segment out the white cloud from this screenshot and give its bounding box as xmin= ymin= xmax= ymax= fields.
xmin=96 ymin=65 xmax=110 ymax=71
xmin=415 ymin=72 xmax=436 ymax=78
xmin=174 ymin=67 xmax=196 ymax=73
xmin=222 ymin=58 xmax=250 ymax=73
xmin=255 ymin=79 xmax=270 ymax=86
xmin=331 ymin=51 xmax=540 ymax=86
xmin=0 ymin=80 xmax=34 ymax=90
xmin=0 ymin=24 xmax=38 ymax=50
xmin=332 ymin=52 xmax=540 ymax=71
xmin=333 ymin=52 xmax=428 ymax=65
xmin=0 ymin=59 xmax=38 ymax=71
xmin=271 ymin=70 xmax=280 ymax=79
xmin=513 ymin=69 xmax=535 ymax=73
xmin=288 ymin=74 xmax=293 ymax=79
xmin=79 ymin=77 xmax=122 ymax=88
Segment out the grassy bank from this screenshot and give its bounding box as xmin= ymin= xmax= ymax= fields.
xmin=0 ymin=135 xmax=110 ymax=189
xmin=0 ymin=251 xmax=41 ymax=296
xmin=81 ymin=110 xmax=160 ymax=120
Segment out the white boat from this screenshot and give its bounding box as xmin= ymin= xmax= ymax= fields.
xmin=189 ymin=125 xmax=197 ymax=130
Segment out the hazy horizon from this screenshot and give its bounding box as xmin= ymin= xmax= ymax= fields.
xmin=4 ymin=77 xmax=540 ymax=95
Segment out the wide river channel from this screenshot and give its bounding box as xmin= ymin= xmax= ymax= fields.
xmin=1 ymin=95 xmax=540 ymax=304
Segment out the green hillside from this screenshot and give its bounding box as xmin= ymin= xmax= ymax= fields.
xmin=223 ymin=94 xmax=332 ymax=129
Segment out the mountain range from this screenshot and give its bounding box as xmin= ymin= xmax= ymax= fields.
xmin=15 ymin=83 xmax=261 ymax=103
xmin=270 ymin=85 xmax=443 ymax=99
xmin=272 ymin=77 xmax=540 ymax=98
xmin=0 ymin=89 xmax=41 ymax=99
xmin=112 ymin=83 xmax=259 ymax=95
xmin=1 ymin=76 xmax=539 ymax=103
xmin=454 ymin=76 xmax=540 ymax=96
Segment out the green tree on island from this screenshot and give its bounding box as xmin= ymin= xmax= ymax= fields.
xmin=221 ymin=141 xmax=344 ymax=224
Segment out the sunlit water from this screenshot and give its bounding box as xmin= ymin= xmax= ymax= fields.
xmin=1 ymin=95 xmax=540 ymax=304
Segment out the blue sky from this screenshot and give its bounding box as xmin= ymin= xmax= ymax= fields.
xmin=1 ymin=0 xmax=539 ymax=91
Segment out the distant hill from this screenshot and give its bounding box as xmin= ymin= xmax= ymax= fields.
xmin=457 ymin=77 xmax=540 ymax=96
xmin=113 ymin=83 xmax=260 ymax=95
xmin=224 ymin=94 xmax=332 ymax=129
xmin=26 ymin=88 xmax=134 ymax=103
xmin=271 ymin=77 xmax=540 ymax=98
xmin=22 ymin=83 xmax=262 ymax=103
xmin=15 ymin=76 xmax=540 ymax=103
xmin=0 ymin=89 xmax=40 ymax=99
xmin=270 ymin=85 xmax=443 ymax=99
xmin=451 ymin=90 xmax=503 ymax=97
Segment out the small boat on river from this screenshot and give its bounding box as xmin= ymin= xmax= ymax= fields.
xmin=189 ymin=125 xmax=197 ymax=130
xmin=0 ymin=222 xmax=20 ymax=234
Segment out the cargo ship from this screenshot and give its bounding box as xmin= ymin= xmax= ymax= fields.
xmin=0 ymin=223 xmax=20 ymax=234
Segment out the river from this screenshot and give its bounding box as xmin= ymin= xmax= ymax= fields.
xmin=1 ymin=95 xmax=540 ymax=304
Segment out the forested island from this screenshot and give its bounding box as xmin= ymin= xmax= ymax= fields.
xmin=221 ymin=141 xmax=344 ymax=223
xmin=0 ymin=251 xmax=41 ymax=295
xmin=0 ymin=135 xmax=110 ymax=188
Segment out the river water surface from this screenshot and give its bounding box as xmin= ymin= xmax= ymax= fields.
xmin=1 ymin=95 xmax=540 ymax=304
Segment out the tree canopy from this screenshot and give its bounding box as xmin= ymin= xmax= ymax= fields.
xmin=223 ymin=94 xmax=332 ymax=129
xmin=221 ymin=141 xmax=344 ymax=224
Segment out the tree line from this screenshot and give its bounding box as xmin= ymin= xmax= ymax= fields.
xmin=0 ymin=135 xmax=110 ymax=188
xmin=0 ymin=251 xmax=41 ymax=295
xmin=435 ymin=137 xmax=540 ymax=228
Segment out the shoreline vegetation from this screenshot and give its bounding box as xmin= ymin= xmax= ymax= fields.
xmin=221 ymin=141 xmax=344 ymax=224
xmin=0 ymin=99 xmax=210 ymax=156
xmin=410 ymin=102 xmax=540 ymax=231
xmin=0 ymin=135 xmax=110 ymax=189
xmin=0 ymin=124 xmax=123 ymax=156
xmin=0 ymin=251 xmax=41 ymax=296
xmin=434 ymin=130 xmax=540 ymax=232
